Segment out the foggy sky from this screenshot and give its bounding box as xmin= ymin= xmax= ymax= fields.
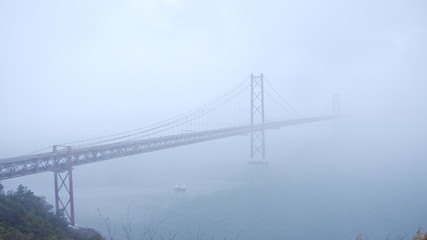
xmin=1 ymin=0 xmax=426 ymax=157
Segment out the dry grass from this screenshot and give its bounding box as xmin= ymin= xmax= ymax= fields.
xmin=414 ymin=228 xmax=427 ymax=240
xmin=357 ymin=228 xmax=427 ymax=240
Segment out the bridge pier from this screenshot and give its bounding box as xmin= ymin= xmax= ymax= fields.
xmin=52 ymin=146 xmax=75 ymax=226
xmin=249 ymin=73 xmax=267 ymax=164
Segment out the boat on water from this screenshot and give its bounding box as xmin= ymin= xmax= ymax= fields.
xmin=175 ymin=184 xmax=186 ymax=191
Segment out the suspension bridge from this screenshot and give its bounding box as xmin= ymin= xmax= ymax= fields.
xmin=0 ymin=74 xmax=340 ymax=226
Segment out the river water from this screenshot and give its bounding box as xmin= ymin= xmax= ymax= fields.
xmin=3 ymin=120 xmax=427 ymax=239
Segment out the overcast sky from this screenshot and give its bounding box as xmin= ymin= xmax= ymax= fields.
xmin=1 ymin=0 xmax=426 ymax=156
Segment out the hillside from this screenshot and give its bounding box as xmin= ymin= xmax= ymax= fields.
xmin=0 ymin=184 xmax=103 ymax=240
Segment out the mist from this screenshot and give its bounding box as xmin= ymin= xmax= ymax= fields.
xmin=1 ymin=0 xmax=426 ymax=239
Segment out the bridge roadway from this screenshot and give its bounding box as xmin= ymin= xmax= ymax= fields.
xmin=0 ymin=117 xmax=333 ymax=180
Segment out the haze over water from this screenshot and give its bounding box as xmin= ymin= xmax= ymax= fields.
xmin=4 ymin=119 xmax=427 ymax=239
xmin=1 ymin=0 xmax=427 ymax=239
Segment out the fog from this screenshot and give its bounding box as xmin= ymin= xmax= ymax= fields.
xmin=1 ymin=1 xmax=426 ymax=239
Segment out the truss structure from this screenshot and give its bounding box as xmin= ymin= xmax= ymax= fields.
xmin=250 ymin=74 xmax=266 ymax=163
xmin=0 ymin=70 xmax=337 ymax=225
xmin=52 ymin=146 xmax=75 ymax=226
xmin=0 ymin=118 xmax=331 ymax=181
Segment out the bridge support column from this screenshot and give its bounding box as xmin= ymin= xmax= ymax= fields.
xmin=250 ymin=73 xmax=267 ymax=164
xmin=53 ymin=146 xmax=75 ymax=226
xmin=333 ymin=93 xmax=341 ymax=131
xmin=333 ymin=93 xmax=341 ymax=118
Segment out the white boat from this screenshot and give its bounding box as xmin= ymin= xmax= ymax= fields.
xmin=175 ymin=184 xmax=186 ymax=191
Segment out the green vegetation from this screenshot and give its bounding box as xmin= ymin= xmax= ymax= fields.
xmin=0 ymin=183 xmax=425 ymax=240
xmin=0 ymin=183 xmax=103 ymax=240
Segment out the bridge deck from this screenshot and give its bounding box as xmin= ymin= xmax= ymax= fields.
xmin=0 ymin=117 xmax=333 ymax=180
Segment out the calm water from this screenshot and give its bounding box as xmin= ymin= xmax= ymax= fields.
xmin=3 ymin=121 xmax=427 ymax=239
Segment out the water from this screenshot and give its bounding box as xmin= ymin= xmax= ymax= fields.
xmin=3 ymin=120 xmax=427 ymax=239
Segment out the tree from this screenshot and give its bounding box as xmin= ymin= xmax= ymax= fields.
xmin=0 ymin=184 xmax=103 ymax=240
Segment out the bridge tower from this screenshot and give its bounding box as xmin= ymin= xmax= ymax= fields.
xmin=250 ymin=73 xmax=267 ymax=164
xmin=52 ymin=145 xmax=75 ymax=226
xmin=333 ymin=93 xmax=341 ymax=118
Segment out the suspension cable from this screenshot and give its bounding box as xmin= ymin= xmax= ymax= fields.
xmin=63 ymin=77 xmax=250 ymax=147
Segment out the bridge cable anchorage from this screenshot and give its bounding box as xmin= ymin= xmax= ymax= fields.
xmin=61 ymin=77 xmax=250 ymax=148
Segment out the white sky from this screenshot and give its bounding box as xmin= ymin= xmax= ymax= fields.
xmin=1 ymin=0 xmax=426 ymax=156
